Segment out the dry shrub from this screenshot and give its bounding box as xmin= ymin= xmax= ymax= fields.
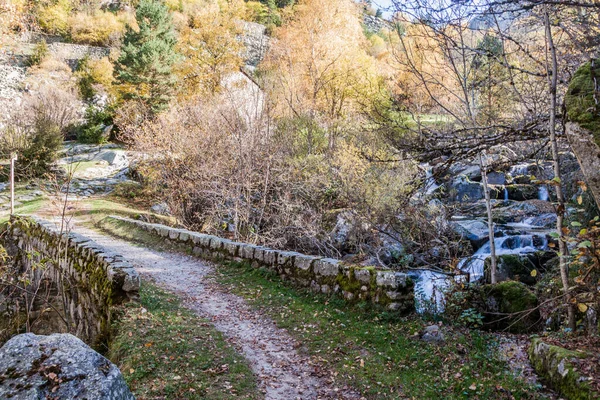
xmin=118 ymin=84 xmax=418 ymax=258
xmin=25 ymin=57 xmax=73 ymax=89
xmin=117 ymin=91 xmax=339 ymax=255
xmin=69 ymin=11 xmax=127 ymax=46
xmin=22 ymin=85 xmax=81 ymax=133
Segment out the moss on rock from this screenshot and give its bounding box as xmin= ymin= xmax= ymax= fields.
xmin=476 ymin=281 xmax=540 ymax=333
xmin=565 ymin=60 xmax=600 ymax=147
xmin=528 ymin=338 xmax=597 ymax=400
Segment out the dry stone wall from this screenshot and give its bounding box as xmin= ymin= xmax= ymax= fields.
xmin=104 ymin=215 xmax=414 ymax=313
xmin=4 ymin=216 xmax=139 ymax=347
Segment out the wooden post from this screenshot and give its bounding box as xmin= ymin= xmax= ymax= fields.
xmin=10 ymin=152 xmax=17 ymax=215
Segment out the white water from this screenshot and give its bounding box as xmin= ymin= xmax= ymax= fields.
xmin=538 ymin=186 xmax=549 ymax=201
xmin=424 ymin=165 xmax=441 ymax=196
xmin=503 ymin=187 xmax=509 ymax=202
xmin=412 ymin=234 xmax=548 ymax=313
xmin=510 ymin=164 xmax=530 ymax=176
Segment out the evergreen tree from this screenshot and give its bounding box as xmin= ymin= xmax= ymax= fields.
xmin=115 ymin=0 xmax=178 ymax=114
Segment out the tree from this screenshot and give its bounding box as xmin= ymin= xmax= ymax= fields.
xmin=175 ymin=4 xmax=243 ymax=97
xmin=115 ymin=0 xmax=179 ymax=114
xmin=262 ymin=0 xmax=380 ymax=152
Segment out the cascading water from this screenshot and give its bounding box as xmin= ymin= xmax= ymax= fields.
xmin=424 ymin=165 xmax=441 ymax=196
xmin=458 ymin=235 xmax=542 ymax=282
xmin=510 ymin=164 xmax=530 ymax=176
xmin=412 ymin=234 xmax=548 ymax=313
xmin=538 ymin=186 xmax=549 ymax=201
xmin=410 ymin=161 xmax=553 ymax=313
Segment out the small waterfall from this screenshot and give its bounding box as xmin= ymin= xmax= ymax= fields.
xmin=424 ymin=165 xmax=441 ymax=196
xmin=411 ymin=233 xmax=549 ymax=313
xmin=510 ymin=164 xmax=530 ymax=176
xmin=503 ymin=187 xmax=509 ymax=203
xmin=538 ymin=186 xmax=549 ymax=201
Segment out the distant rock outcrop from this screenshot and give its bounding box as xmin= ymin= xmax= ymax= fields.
xmin=0 ymin=333 xmax=134 ymax=400
xmin=240 ymin=21 xmax=269 ymax=68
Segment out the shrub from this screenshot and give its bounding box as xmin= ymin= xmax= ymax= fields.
xmin=69 ymin=11 xmax=126 ymax=46
xmin=77 ymin=106 xmax=114 ymax=144
xmin=36 ymin=0 xmax=72 ymax=37
xmin=18 ymin=117 xmax=63 ymax=178
xmin=27 ymin=41 xmax=49 ymax=67
xmin=24 ymin=85 xmax=81 ymax=133
xmin=76 ymin=56 xmax=114 ymax=100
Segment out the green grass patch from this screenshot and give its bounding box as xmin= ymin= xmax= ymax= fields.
xmin=109 ymin=282 xmax=260 ymax=400
xmin=0 ymin=198 xmax=47 ymax=223
xmin=213 ymin=262 xmax=548 ymax=399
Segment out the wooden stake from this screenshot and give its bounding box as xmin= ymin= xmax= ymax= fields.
xmin=10 ymin=152 xmax=17 ymax=215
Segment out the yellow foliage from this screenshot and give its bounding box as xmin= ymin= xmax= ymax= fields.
xmin=84 ymin=57 xmax=114 ymax=87
xmin=0 ymin=0 xmax=29 ymax=35
xmin=36 ymin=0 xmax=72 ymax=36
xmin=69 ymin=11 xmax=127 ymax=46
xmin=175 ymin=2 xmax=243 ymax=97
xmin=264 ymin=0 xmax=380 ymax=122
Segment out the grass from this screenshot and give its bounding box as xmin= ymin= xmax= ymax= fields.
xmin=0 ymin=198 xmax=47 ymax=223
xmin=213 ymin=262 xmax=549 ymax=400
xmin=109 ymin=281 xmax=260 ymax=400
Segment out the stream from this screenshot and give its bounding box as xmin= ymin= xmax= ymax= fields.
xmin=410 ymin=163 xmax=556 ymax=313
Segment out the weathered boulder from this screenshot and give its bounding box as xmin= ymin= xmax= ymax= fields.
xmin=475 ymin=281 xmax=540 ymax=333
xmin=452 ymin=219 xmax=490 ymax=249
xmin=484 ymin=253 xmax=554 ymax=285
xmin=150 ymin=202 xmax=171 ymax=216
xmin=420 ymin=324 xmax=445 ymax=343
xmin=449 ymin=177 xmax=484 ymax=202
xmin=0 ymin=333 xmax=134 ymax=400
xmin=486 ymin=171 xmax=506 ymax=185
xmin=565 ymin=59 xmax=600 ymax=209
xmin=528 ymin=338 xmax=598 ymax=400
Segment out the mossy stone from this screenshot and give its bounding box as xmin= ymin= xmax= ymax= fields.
xmin=477 ymin=281 xmax=540 ymax=333
xmin=565 ymin=60 xmax=600 ymax=147
xmin=528 ymin=338 xmax=597 ymax=400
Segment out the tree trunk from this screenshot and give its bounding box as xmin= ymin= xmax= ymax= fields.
xmin=479 ymin=152 xmax=497 ymax=283
xmin=544 ymin=8 xmax=576 ymax=331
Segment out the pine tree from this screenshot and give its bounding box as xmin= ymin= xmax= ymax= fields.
xmin=115 ymin=0 xmax=178 ymax=114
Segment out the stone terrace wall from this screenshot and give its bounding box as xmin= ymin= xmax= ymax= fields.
xmin=4 ymin=216 xmax=139 ymax=347
xmin=104 ymin=216 xmax=414 ymax=313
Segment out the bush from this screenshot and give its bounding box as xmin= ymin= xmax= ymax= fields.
xmin=69 ymin=11 xmax=126 ymax=46
xmin=75 ymin=56 xmax=114 ymax=100
xmin=36 ymin=0 xmax=72 ymax=37
xmin=77 ymin=106 xmax=114 ymax=144
xmin=27 ymin=41 xmax=49 ymax=67
xmin=18 ymin=117 xmax=63 ymax=178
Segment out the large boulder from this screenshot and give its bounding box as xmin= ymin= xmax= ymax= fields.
xmin=484 ymin=253 xmax=555 ymax=285
xmin=475 ymin=281 xmax=540 ymax=333
xmin=452 ymin=219 xmax=490 ymax=249
xmin=449 ymin=177 xmax=484 ymax=202
xmin=0 ymin=333 xmax=134 ymax=400
xmin=505 ymin=184 xmax=539 ymax=201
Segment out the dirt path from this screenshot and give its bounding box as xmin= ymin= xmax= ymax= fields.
xmin=67 ymin=222 xmax=362 ymax=400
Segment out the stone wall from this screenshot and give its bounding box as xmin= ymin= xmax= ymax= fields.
xmin=3 ymin=216 xmax=139 ymax=347
xmin=102 ymin=215 xmax=414 ymax=313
